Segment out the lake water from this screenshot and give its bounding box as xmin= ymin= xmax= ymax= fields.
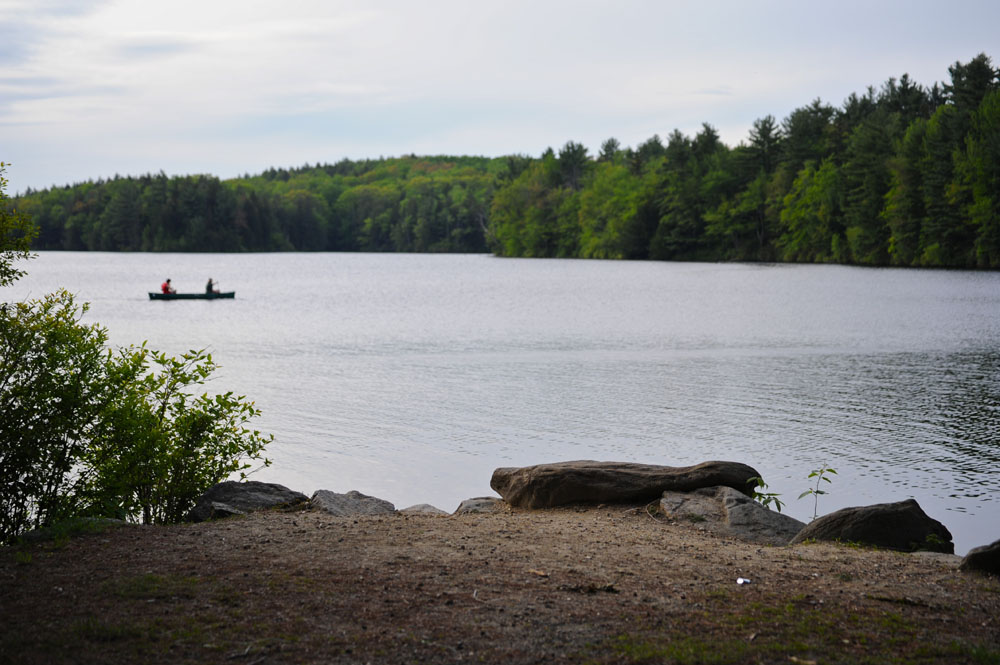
xmin=6 ymin=252 xmax=1000 ymax=554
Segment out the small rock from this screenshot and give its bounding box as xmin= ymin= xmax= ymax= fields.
xmin=311 ymin=490 xmax=396 ymax=516
xmin=399 ymin=504 xmax=449 ymax=515
xmin=722 ymin=488 xmax=807 ymax=545
xmin=201 ymin=501 xmax=245 ymax=520
xmin=660 ymin=489 xmax=725 ymax=522
xmin=789 ymin=499 xmax=953 ymax=553
xmin=959 ymin=538 xmax=1000 ymax=576
xmin=186 ymin=481 xmax=309 ymax=522
xmin=454 ymin=497 xmax=504 ymax=514
xmin=660 ymin=486 xmax=806 ymax=546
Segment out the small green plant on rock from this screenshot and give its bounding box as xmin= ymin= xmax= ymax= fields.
xmin=748 ymin=476 xmax=785 ymax=513
xmin=799 ymin=464 xmax=837 ymax=520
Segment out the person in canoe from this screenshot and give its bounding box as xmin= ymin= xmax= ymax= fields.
xmin=161 ymin=278 xmax=176 ymax=294
xmin=206 ymin=278 xmax=220 ymax=294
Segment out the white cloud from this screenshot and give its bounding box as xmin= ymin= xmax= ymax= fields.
xmin=2 ymin=0 xmax=999 ymax=192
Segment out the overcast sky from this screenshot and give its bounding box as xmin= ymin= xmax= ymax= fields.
xmin=2 ymin=0 xmax=998 ymax=193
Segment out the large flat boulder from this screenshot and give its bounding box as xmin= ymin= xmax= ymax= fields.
xmin=789 ymin=499 xmax=953 ymax=553
xmin=960 ymin=539 xmax=1000 ymax=576
xmin=490 ymin=460 xmax=761 ymax=509
xmin=186 ymin=481 xmax=309 ymax=522
xmin=311 ymin=490 xmax=396 ymax=516
xmin=661 ymin=486 xmax=807 ymax=546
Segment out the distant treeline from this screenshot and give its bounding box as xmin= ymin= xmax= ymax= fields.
xmin=16 ymin=156 xmax=500 ymax=253
xmin=11 ymin=54 xmax=1000 ymax=268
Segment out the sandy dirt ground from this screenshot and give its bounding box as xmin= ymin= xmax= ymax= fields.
xmin=2 ymin=504 xmax=998 ymax=664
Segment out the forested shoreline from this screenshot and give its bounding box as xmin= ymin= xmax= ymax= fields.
xmin=11 ymin=54 xmax=1000 ymax=268
xmin=15 ymin=156 xmax=500 ymax=254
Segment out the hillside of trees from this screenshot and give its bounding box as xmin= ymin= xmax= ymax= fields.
xmin=11 ymin=53 xmax=1000 ymax=268
xmin=16 ymin=156 xmax=503 ymax=254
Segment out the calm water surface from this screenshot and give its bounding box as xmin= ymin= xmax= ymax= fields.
xmin=7 ymin=253 xmax=1000 ymax=553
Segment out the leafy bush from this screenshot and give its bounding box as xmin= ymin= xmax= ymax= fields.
xmin=0 ymin=290 xmax=273 ymax=543
xmin=1 ymin=162 xmax=272 ymax=544
xmin=81 ymin=347 xmax=272 ymax=524
xmin=0 ymin=290 xmax=113 ymax=539
xmin=0 ymin=161 xmax=36 ymax=288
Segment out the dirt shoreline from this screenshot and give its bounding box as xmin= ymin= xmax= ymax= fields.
xmin=2 ymin=504 xmax=998 ymax=664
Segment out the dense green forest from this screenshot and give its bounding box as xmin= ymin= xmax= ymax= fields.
xmin=11 ymin=54 xmax=1000 ymax=267
xmin=17 ymin=156 xmax=503 ymax=254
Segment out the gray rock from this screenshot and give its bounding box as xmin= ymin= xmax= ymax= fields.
xmin=311 ymin=490 xmax=396 ymax=516
xmin=660 ymin=489 xmax=725 ymax=520
xmin=789 ymin=499 xmax=953 ymax=553
xmin=186 ymin=481 xmax=309 ymax=522
xmin=200 ymin=501 xmax=245 ymax=520
xmin=399 ymin=503 xmax=449 ymax=515
xmin=490 ymin=460 xmax=762 ymax=509
xmin=718 ymin=488 xmax=807 ymax=545
xmin=454 ymin=497 xmax=504 ymax=514
xmin=960 ymin=538 xmax=1000 ymax=576
xmin=660 ymin=486 xmax=807 ymax=546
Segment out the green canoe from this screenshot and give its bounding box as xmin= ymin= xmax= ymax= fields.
xmin=149 ymin=292 xmax=235 ymax=300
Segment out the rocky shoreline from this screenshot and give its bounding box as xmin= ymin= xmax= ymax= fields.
xmin=187 ymin=460 xmax=998 ymax=570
